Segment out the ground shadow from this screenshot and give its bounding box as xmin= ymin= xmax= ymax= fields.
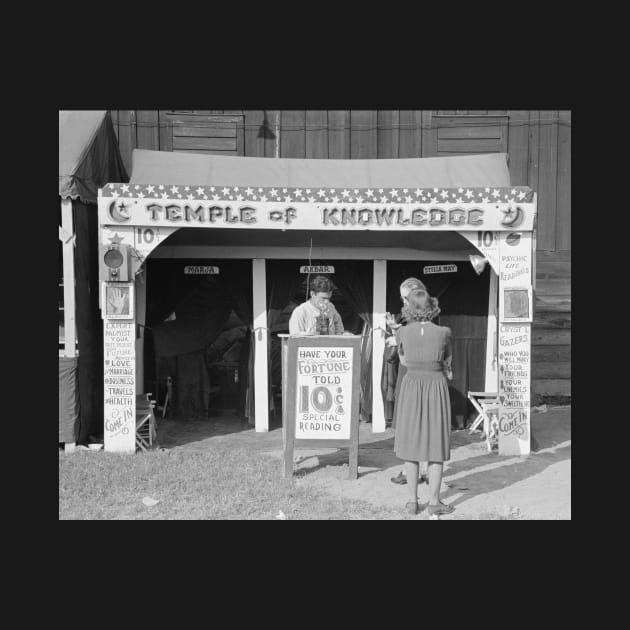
xmin=155 ymin=411 xmax=253 ymax=449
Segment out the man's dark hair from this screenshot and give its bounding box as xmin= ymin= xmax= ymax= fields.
xmin=310 ymin=275 xmax=333 ymax=294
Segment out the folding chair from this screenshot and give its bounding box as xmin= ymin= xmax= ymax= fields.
xmin=136 ymin=393 xmax=157 ymax=452
xmin=467 ymin=391 xmax=499 ymax=452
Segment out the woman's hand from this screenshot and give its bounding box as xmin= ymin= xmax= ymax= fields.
xmin=385 ymin=312 xmax=398 ymax=328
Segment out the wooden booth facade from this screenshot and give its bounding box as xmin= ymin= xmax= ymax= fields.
xmin=109 ymin=110 xmax=571 ymax=404
xmin=97 ymin=149 xmax=537 ymax=456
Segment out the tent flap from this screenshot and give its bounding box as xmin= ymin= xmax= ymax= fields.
xmin=129 ymin=149 xmax=513 ymax=189
xmin=59 ymin=111 xmax=128 ymax=204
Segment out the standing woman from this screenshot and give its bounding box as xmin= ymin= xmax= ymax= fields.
xmin=393 ymin=288 xmax=454 ymax=516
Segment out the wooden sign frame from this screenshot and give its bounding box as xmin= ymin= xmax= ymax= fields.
xmin=281 ymin=334 xmax=361 ymax=479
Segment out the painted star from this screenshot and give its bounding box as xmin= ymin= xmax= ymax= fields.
xmin=121 ymin=184 xmax=129 ymax=193
xmin=484 ymin=187 xmax=490 ymax=193
xmin=161 ymin=192 xmax=168 ymax=199
xmin=366 ymin=189 xmax=374 ymax=198
xmin=306 ymin=189 xmax=311 ymax=194
xmin=282 ymin=188 xmax=288 ymax=194
xmin=294 ymin=189 xmax=303 ymax=197
xmin=415 ymin=189 xmax=423 ymax=197
xmin=246 ymin=187 xmax=254 ymax=196
xmin=342 ymin=189 xmax=350 ymax=197
xmin=170 ymin=186 xmax=179 ymax=195
xmin=455 ymin=197 xmax=464 ymax=203
xmin=284 ymin=195 xmax=292 ymax=202
xmin=308 ymin=196 xmax=316 ymax=202
xmin=137 ymin=192 xmax=145 ymax=199
xmin=331 ymin=196 xmax=339 ymax=203
xmin=222 ymin=187 xmax=231 ymax=196
xmin=380 ymin=196 xmax=389 ymax=203
xmin=111 ymin=191 xmax=119 ymax=198
xmin=378 ymin=189 xmax=384 ymax=194
xmin=511 ymin=188 xmax=517 ymax=196
xmin=465 ymin=189 xmax=474 ymax=199
xmin=232 ymin=187 xmax=239 ymax=192
xmin=258 ymin=188 xmax=263 ymax=193
xmin=210 ymin=187 xmax=215 ymax=192
xmin=187 ymin=194 xmax=194 ymax=200
xmin=108 ymin=233 xmax=124 ymax=245
xmin=457 ymin=187 xmax=463 ymax=194
xmin=405 ymin=195 xmax=413 ymax=203
xmin=259 ymin=195 xmax=267 ymax=202
xmin=158 ymin=185 xmax=164 ymax=190
xmin=433 ymin=188 xmax=439 ymax=193
xmin=430 ymin=197 xmax=438 ymax=204
xmin=146 ymin=185 xmax=155 ymax=194
xmin=196 ymin=187 xmax=204 ymax=196
xmin=518 ymin=190 xmax=527 ymax=200
xmin=391 ymin=188 xmax=399 ymax=197
xmin=440 ymin=190 xmax=449 ymax=200
xmin=403 ymin=188 xmax=408 ymax=194
xmin=236 ymin=194 xmax=244 ymax=201
xmin=212 ymin=194 xmax=220 ymax=201
xmin=184 ymin=186 xmax=190 ymax=191
xmin=482 ymin=197 xmax=490 ymax=203
xmin=492 ymin=189 xmax=500 ymax=198
xmin=330 ymin=188 xmax=336 ymax=194
xmin=270 ymin=188 xmax=278 ymax=197
xmin=134 ymin=185 xmax=141 ymax=190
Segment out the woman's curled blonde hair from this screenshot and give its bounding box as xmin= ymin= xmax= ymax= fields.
xmin=401 ymin=288 xmax=441 ymax=322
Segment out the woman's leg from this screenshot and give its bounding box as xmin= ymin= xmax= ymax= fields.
xmin=405 ymin=461 xmax=419 ymax=503
xmin=427 ymin=461 xmax=444 ymax=505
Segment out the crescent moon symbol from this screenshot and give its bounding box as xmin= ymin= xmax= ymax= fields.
xmin=500 ymin=205 xmax=524 ymax=227
xmin=107 ymin=201 xmax=131 ymax=223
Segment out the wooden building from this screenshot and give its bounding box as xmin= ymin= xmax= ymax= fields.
xmin=107 ymin=110 xmax=570 ymax=404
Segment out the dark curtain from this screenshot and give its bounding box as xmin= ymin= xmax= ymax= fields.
xmin=151 ymin=282 xmax=233 ymax=417
xmin=217 ymin=261 xmax=254 ymax=423
xmin=325 ymin=261 xmax=374 ymax=422
xmin=266 ymin=261 xmax=304 ymax=416
xmin=72 ymin=200 xmax=103 ymax=443
xmin=59 ymin=357 xmax=80 ymax=442
xmin=420 ymin=262 xmax=489 ymax=428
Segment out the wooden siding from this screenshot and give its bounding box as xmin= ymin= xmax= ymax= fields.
xmin=110 ymin=109 xmax=571 ymax=401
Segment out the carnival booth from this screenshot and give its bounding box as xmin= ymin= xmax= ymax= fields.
xmin=59 ymin=111 xmax=128 ymax=449
xmin=97 ymin=149 xmax=536 ymax=456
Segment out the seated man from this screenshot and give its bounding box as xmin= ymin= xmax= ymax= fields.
xmin=289 ymin=275 xmax=345 ymax=335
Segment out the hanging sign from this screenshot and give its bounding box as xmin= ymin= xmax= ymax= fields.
xmin=499 ymin=231 xmax=533 ymax=322
xmin=423 ymin=264 xmax=457 ymax=274
xmin=99 ymin=185 xmax=536 ymax=232
xmin=103 ymin=320 xmax=136 ymax=453
xmin=184 ymin=266 xmax=220 ymax=274
xmin=300 ymin=265 xmax=334 ymax=274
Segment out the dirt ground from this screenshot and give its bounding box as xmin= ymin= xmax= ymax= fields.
xmin=155 ymin=405 xmax=571 ymax=520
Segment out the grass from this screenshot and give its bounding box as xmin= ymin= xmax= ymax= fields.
xmin=59 ymin=446 xmax=410 ymax=520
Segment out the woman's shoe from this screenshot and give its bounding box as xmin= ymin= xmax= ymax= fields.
xmin=405 ymin=501 xmax=419 ymax=515
xmin=390 ymin=471 xmax=407 ymax=485
xmin=427 ymin=502 xmax=455 ymax=516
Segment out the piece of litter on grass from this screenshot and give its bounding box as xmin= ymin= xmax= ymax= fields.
xmin=276 ymin=510 xmax=288 ymax=520
xmin=429 ymin=514 xmax=439 ymax=520
xmin=510 ymin=507 xmax=523 ymax=518
xmin=142 ymin=496 xmax=159 ymax=507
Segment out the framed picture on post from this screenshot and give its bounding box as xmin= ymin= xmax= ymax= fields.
xmin=499 ymin=286 xmax=532 ymax=323
xmin=102 ymin=282 xmax=134 ymax=319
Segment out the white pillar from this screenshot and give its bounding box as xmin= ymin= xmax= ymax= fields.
xmin=484 ymin=269 xmax=499 ymax=392
xmin=61 ymin=198 xmax=76 ymax=358
xmin=252 ymin=259 xmax=269 ymax=432
xmin=61 ymin=198 xmax=76 ymax=453
xmin=372 ymin=259 xmax=387 ymax=432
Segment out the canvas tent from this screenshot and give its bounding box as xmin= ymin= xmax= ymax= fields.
xmin=59 ymin=111 xmax=128 ymax=447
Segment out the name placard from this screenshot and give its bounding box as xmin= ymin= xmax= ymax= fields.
xmin=300 ymin=265 xmax=335 ymax=274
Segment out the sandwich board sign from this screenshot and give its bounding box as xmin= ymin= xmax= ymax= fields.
xmin=280 ymin=334 xmax=361 ymax=479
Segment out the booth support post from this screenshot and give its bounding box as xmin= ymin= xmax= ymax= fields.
xmin=61 ymin=198 xmax=76 ymax=453
xmin=372 ymin=259 xmax=387 ymax=432
xmin=252 ymin=259 xmax=269 ymax=432
xmin=485 ymin=270 xmax=499 ymax=392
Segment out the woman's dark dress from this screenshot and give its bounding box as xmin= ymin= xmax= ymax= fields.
xmin=393 ymin=321 xmax=452 ymax=462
